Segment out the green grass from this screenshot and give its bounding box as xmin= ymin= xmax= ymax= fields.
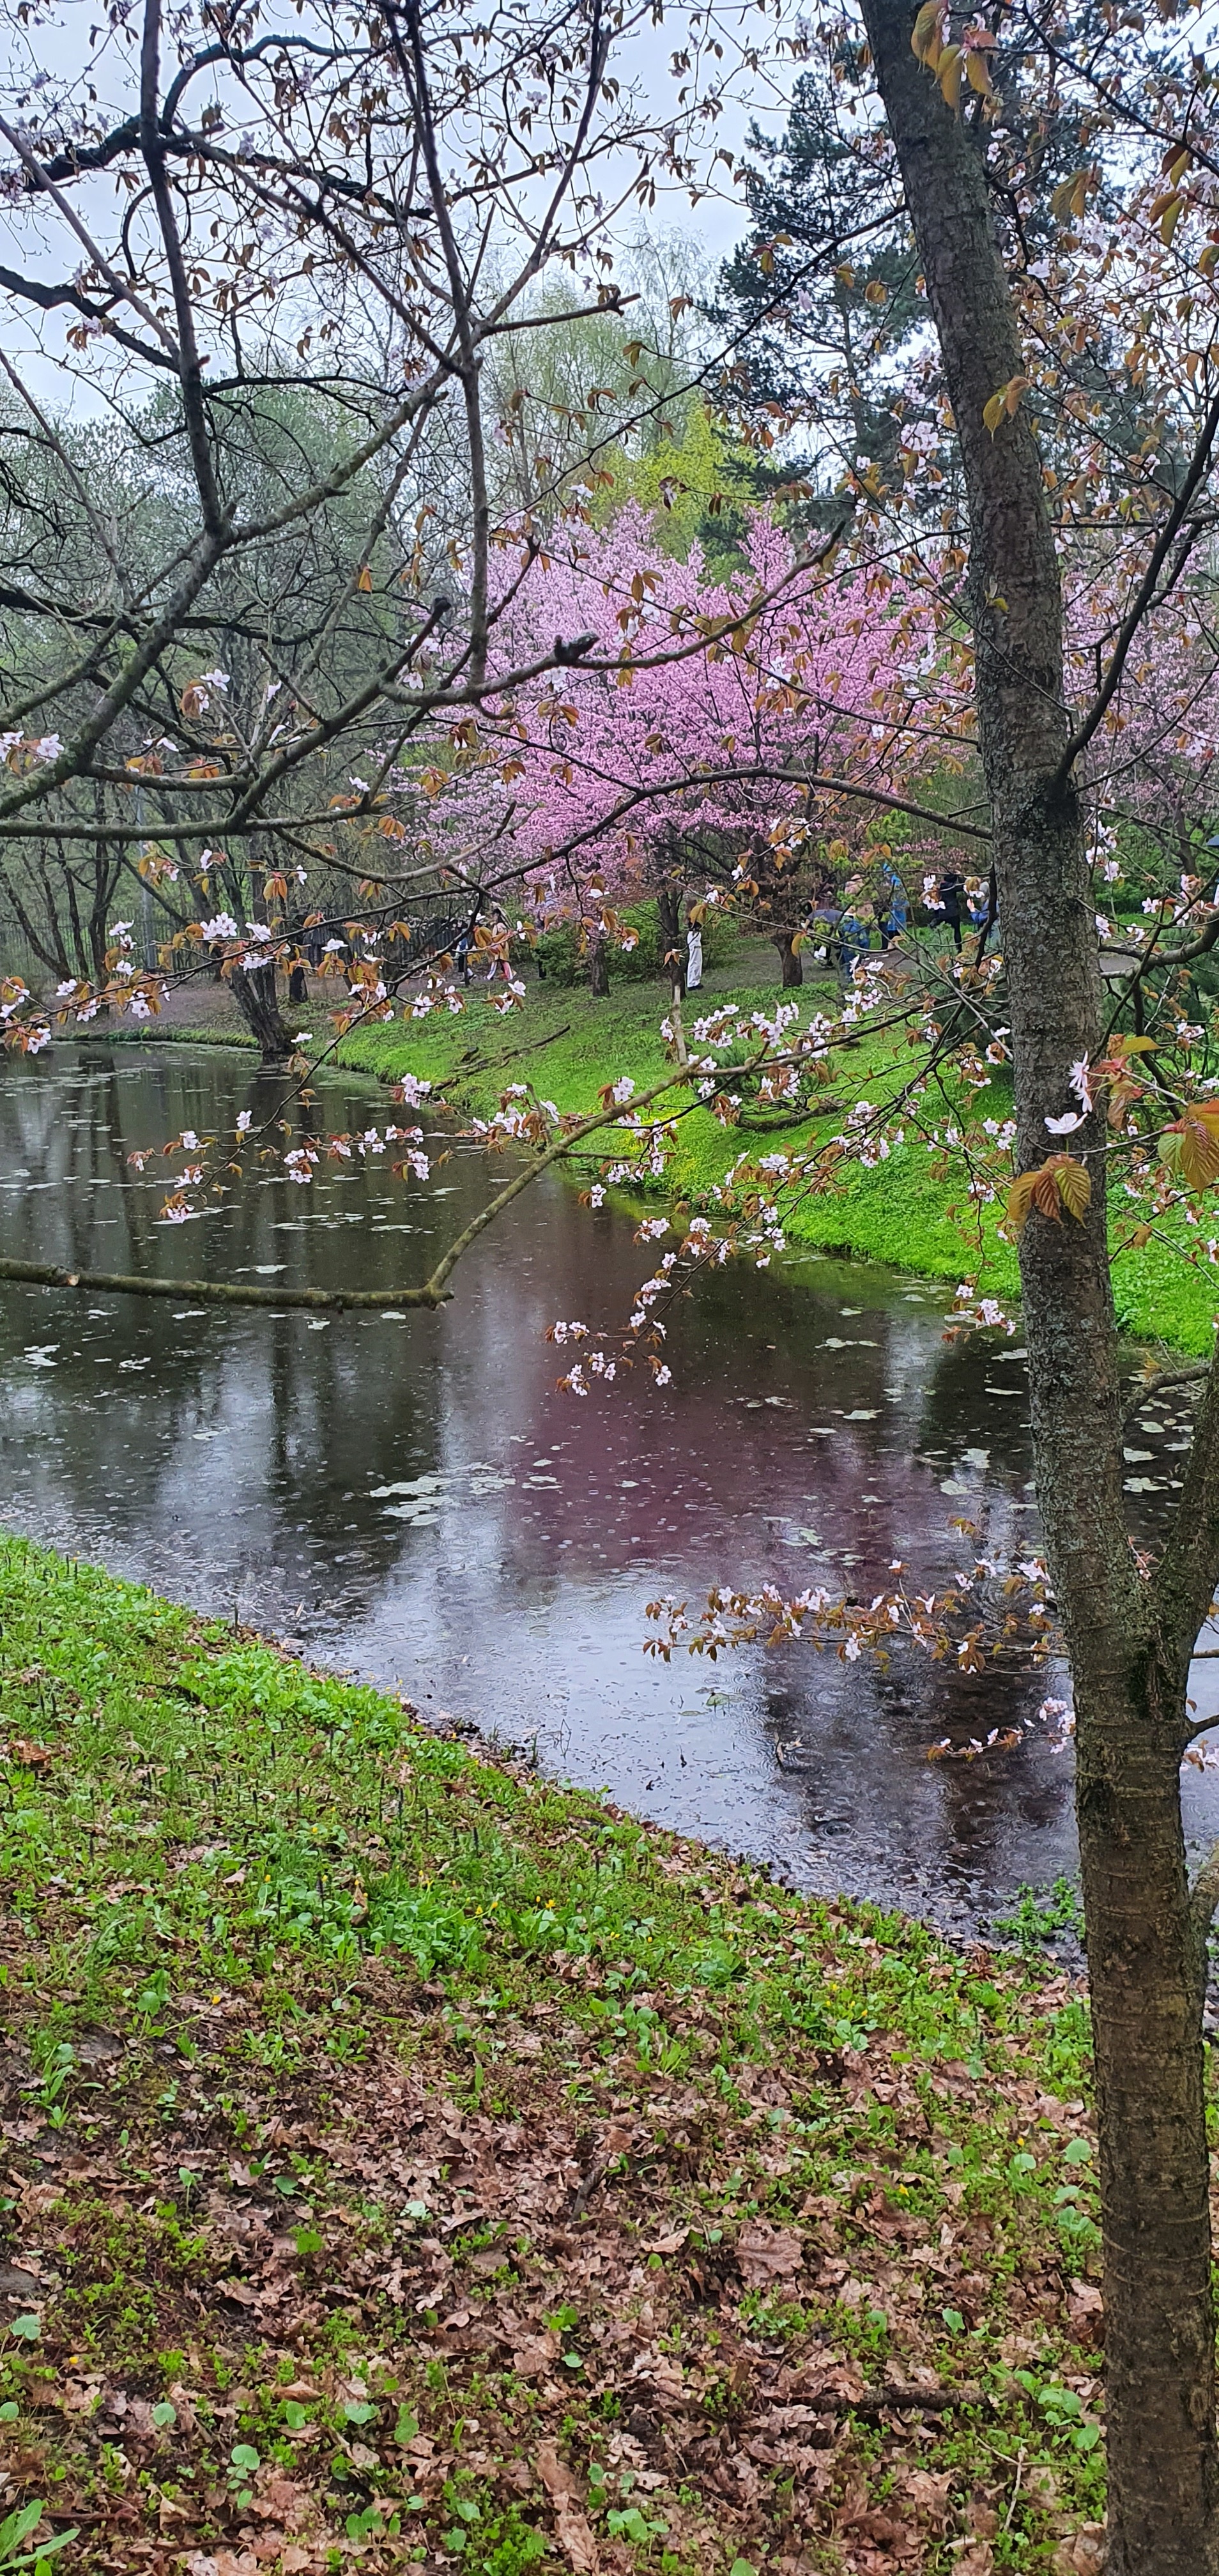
xmin=0 ymin=1536 xmax=1116 ymax=2571
xmin=336 ymin=969 xmax=1219 ymax=1353
xmin=114 ymin=950 xmax=1219 ymax=1348
xmin=340 ymin=970 xmax=1022 ymax=1275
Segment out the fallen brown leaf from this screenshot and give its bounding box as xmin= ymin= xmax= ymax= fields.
xmin=555 ymin=2498 xmax=600 ymax=2572
xmin=535 ymin=2440 xmax=581 ymax=2503
xmin=1052 ymin=2527 xmax=1107 ymax=2576
xmin=737 ymin=2220 xmax=804 ymax=2285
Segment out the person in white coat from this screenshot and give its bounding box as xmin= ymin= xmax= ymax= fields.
xmin=686 ymin=924 xmax=703 ymax=990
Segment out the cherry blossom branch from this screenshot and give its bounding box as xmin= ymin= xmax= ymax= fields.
xmin=1057 ymin=387 xmax=1219 ymax=783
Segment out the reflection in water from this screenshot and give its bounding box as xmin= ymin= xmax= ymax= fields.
xmin=3 ymin=1041 xmax=1217 ymax=1932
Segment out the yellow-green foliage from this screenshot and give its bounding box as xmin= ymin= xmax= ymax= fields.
xmin=594 ymin=402 xmax=755 ymax=557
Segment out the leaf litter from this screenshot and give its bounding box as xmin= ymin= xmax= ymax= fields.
xmin=0 ymin=1538 xmax=1117 ymax=2574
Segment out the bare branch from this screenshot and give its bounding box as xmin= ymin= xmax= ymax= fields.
xmin=0 ymin=1257 xmax=447 ymax=1312
xmin=1057 ymin=388 xmax=1219 ymax=785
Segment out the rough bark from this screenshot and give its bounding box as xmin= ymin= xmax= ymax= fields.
xmin=775 ymin=929 xmax=804 ymax=988
xmin=588 ymin=926 xmax=610 ymax=997
xmin=229 ymin=964 xmax=291 ymax=1061
xmin=858 ymin=6 xmax=1219 ymax=2566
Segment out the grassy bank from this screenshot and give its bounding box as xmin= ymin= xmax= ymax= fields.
xmin=334 ymin=978 xmax=1219 ymax=1355
xmin=0 ymin=1537 xmax=1113 ymax=2573
xmin=341 ymin=974 xmax=1001 ymax=1293
xmin=111 ymin=965 xmax=1219 ymax=1349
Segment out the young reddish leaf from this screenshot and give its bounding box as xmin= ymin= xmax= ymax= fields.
xmin=984 ymin=376 xmax=1030 ymax=434
xmin=1160 ymin=194 xmax=1186 ymax=248
xmin=911 ymin=0 xmax=945 ymax=61
xmin=1008 ymin=1155 xmax=1091 ymax=1232
xmin=1031 ymin=1165 xmax=1064 ymax=1223
xmin=1006 ymin=1170 xmax=1038 ymax=1234
xmin=1174 ymin=1113 xmax=1219 ymax=1192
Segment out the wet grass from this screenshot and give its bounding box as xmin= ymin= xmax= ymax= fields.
xmin=339 ymin=980 xmax=1219 ymax=1354
xmin=116 ymin=955 xmax=1219 ymax=1351
xmin=0 ymin=1535 xmax=1121 ymax=2571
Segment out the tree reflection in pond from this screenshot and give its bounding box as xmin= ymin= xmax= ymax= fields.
xmin=2 ymin=1041 xmax=1216 ymax=1933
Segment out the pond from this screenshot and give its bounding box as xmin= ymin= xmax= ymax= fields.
xmin=3 ymin=1040 xmax=1216 ymax=1935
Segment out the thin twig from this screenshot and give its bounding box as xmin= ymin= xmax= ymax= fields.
xmin=1002 ymin=2444 xmax=1026 ymax=2535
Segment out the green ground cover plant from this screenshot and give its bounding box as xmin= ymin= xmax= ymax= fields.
xmin=0 ymin=1537 xmax=1120 ymax=2572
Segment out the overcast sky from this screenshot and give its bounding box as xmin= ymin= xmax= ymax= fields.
xmin=0 ymin=0 xmax=797 ymax=415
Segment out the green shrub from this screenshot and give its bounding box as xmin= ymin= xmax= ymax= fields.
xmin=522 ymin=900 xmax=733 ymax=986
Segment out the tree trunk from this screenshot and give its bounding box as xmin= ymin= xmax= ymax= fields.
xmin=229 ymin=964 xmax=292 ymax=1061
xmin=859 ymin=6 xmax=1219 ymax=2566
xmin=588 ymin=925 xmax=610 ymax=997
xmin=657 ymin=885 xmax=684 ymax=994
xmin=775 ymin=930 xmax=804 ymax=988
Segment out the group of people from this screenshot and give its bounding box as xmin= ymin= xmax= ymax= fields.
xmin=804 ymin=862 xmax=990 ymax=969
xmin=276 ymin=866 xmax=987 ymax=1015
xmin=930 ymin=868 xmax=995 ymax=953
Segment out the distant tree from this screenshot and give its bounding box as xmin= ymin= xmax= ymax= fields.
xmin=712 ymin=53 xmax=926 ymax=519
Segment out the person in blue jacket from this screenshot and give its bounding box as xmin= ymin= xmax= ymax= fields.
xmin=878 ymin=863 xmax=909 ymax=947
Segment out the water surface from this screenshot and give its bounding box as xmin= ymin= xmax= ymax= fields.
xmin=3 ymin=1041 xmax=1215 ymax=1931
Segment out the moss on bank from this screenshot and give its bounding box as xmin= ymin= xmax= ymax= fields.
xmin=0 ymin=1537 xmax=1109 ymax=2572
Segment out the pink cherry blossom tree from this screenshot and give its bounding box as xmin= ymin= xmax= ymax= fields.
xmin=425 ymin=503 xmax=951 ymax=988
